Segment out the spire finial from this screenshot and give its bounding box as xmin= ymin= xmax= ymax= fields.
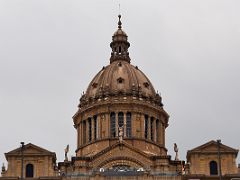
xmin=118 ymin=14 xmax=122 ymax=29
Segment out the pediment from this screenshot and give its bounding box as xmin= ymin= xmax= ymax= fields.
xmin=86 ymin=142 xmax=153 ymax=168
xmin=187 ymin=140 xmax=238 ymax=155
xmin=5 ymin=143 xmax=55 ymax=158
xmin=92 ymin=141 xmax=151 ymax=159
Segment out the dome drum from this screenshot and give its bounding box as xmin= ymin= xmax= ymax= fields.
xmin=74 ymin=99 xmax=169 ymax=158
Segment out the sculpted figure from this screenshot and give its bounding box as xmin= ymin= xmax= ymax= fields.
xmin=174 ymin=143 xmax=179 ymax=161
xmin=118 ymin=127 xmax=124 ymax=143
xmin=64 ymin=144 xmax=69 ymax=161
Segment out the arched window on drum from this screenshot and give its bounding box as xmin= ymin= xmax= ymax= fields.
xmin=88 ymin=117 xmax=92 ymax=142
xmin=110 ymin=112 xmax=116 ymax=137
xmin=118 ymin=112 xmax=124 ymax=128
xmin=144 ymin=115 xmax=149 ymax=139
xmin=126 ymin=112 xmax=131 ymax=137
xmin=150 ymin=117 xmax=154 ymax=141
xmin=93 ymin=115 xmax=98 ymax=140
xmin=156 ymin=119 xmax=160 ymax=143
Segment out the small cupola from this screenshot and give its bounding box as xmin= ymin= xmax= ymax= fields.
xmin=110 ymin=15 xmax=131 ymax=64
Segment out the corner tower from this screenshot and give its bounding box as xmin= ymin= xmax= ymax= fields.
xmin=68 ymin=15 xmax=183 ymax=176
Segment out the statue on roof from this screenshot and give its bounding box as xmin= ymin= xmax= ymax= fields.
xmin=64 ymin=144 xmax=69 ymax=161
xmin=174 ymin=143 xmax=179 ymax=161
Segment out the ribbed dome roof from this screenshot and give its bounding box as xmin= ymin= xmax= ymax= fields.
xmin=85 ymin=60 xmax=156 ymax=100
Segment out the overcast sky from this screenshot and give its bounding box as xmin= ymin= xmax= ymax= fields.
xmin=0 ymin=0 xmax=240 ymax=167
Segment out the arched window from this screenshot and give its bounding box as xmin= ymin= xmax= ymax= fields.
xmin=118 ymin=112 xmax=124 ymax=128
xmin=156 ymin=119 xmax=160 ymax=143
xmin=144 ymin=115 xmax=148 ymax=139
xmin=26 ymin=163 xmax=34 ymax=177
xmin=126 ymin=112 xmax=131 ymax=137
xmin=110 ymin=112 xmax=116 ymax=137
xmin=210 ymin=161 xmax=218 ymax=175
xmin=88 ymin=117 xmax=92 ymax=142
xmin=150 ymin=117 xmax=154 ymax=141
xmin=93 ymin=115 xmax=98 ymax=140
